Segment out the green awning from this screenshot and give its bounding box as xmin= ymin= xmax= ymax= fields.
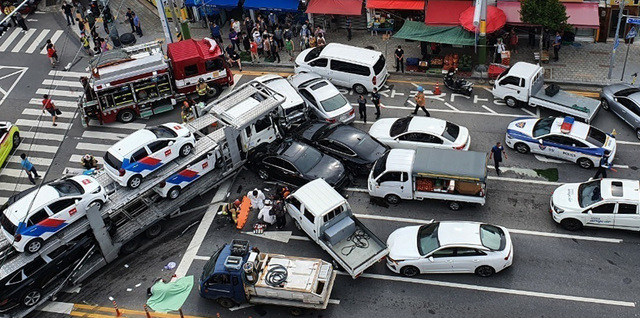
xmin=393 ymin=20 xmax=475 ymax=46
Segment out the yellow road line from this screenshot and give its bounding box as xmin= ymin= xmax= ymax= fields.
xmin=72 ymin=304 xmax=209 ymax=318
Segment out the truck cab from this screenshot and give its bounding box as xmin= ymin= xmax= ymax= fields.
xmin=199 ymin=241 xmax=248 ymax=305
xmin=492 ymin=62 xmax=542 ymax=107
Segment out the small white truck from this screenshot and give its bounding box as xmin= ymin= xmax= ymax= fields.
xmin=492 ymin=62 xmax=601 ymax=123
xmin=285 ymin=179 xmax=389 ymax=279
xmin=368 ymin=148 xmax=488 ymax=211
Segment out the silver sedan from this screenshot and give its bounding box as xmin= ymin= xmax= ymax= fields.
xmin=600 ymin=84 xmax=640 ymax=139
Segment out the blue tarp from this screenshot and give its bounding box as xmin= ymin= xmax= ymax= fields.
xmin=185 ymin=0 xmax=238 ymax=8
xmin=242 ymin=0 xmax=300 ymax=12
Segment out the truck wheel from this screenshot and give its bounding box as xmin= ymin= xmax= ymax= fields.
xmin=11 ymin=132 xmax=21 ymax=149
xmin=179 ymin=144 xmax=193 ymax=157
xmin=514 ymin=143 xmax=530 ymax=154
xmin=504 ymin=97 xmax=518 ymax=108
xmin=217 ymin=297 xmax=235 ymax=308
xmin=117 ymin=109 xmax=136 ymax=123
xmin=600 ymin=98 xmax=610 ymax=111
xmin=353 ymin=84 xmax=367 ymax=94
xmin=560 ymin=218 xmax=583 ymax=231
xmin=127 ymin=174 xmax=143 ymax=189
xmin=400 ymin=265 xmax=419 ymax=277
xmin=120 ymin=238 xmax=140 ymax=255
xmin=207 ymin=84 xmax=222 ymax=98
xmin=168 ymin=186 xmax=181 ymax=200
xmin=26 ymin=238 xmax=43 ymax=254
xmin=447 ymin=201 xmax=462 ymax=211
xmin=385 ymin=194 xmax=400 ymax=205
xmin=577 ymin=158 xmax=594 ymax=169
xmin=289 ymin=308 xmax=304 ymax=316
xmin=145 ymin=223 xmax=162 ymax=239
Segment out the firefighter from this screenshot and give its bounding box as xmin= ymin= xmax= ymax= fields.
xmin=181 ymin=99 xmax=193 ymax=123
xmin=196 ymin=78 xmax=210 ymax=104
xmin=221 ymin=199 xmax=241 ymax=224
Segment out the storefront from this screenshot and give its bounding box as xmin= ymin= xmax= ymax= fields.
xmin=366 ymin=0 xmax=426 ymax=32
xmin=599 ymin=0 xmax=640 ymax=42
xmin=305 ymin=0 xmax=364 ymax=31
xmin=424 ymin=0 xmax=471 ymax=26
xmin=184 ymin=0 xmax=240 ymax=24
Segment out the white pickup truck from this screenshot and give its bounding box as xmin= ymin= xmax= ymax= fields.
xmin=285 ymin=179 xmax=389 ymax=279
xmin=492 ymin=62 xmax=601 ymax=123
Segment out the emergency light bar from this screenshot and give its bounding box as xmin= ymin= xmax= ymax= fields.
xmin=560 ymin=116 xmax=574 ymax=134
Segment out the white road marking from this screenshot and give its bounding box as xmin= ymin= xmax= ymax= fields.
xmin=76 ymin=142 xmax=111 ymax=152
xmin=81 ymin=130 xmax=128 ymax=141
xmin=48 ymin=70 xmax=88 ymax=78
xmin=521 ymin=108 xmax=537 ymax=117
xmin=481 ymin=105 xmax=497 ymax=114
xmin=15 ymin=119 xmax=71 ymax=130
xmin=40 ymin=30 xmax=63 ymax=55
xmin=39 ymin=301 xmax=75 ymax=314
xmin=533 ymin=154 xmax=566 ymax=164
xmin=11 ymin=28 xmax=36 ymax=52
xmin=444 ymin=102 xmax=459 ymax=111
xmin=35 ymin=88 xmax=82 ymax=98
xmin=69 ymin=154 xmax=104 ymax=165
xmin=0 ymin=168 xmax=28 ymax=178
xmin=337 ymin=272 xmax=635 ymax=307
xmin=22 ymin=108 xmax=75 ymax=118
xmin=8 ymin=156 xmax=52 ymax=166
xmin=29 ymin=98 xmax=78 ymax=108
xmin=21 ymin=131 xmax=65 ymax=142
xmin=17 ymin=143 xmax=59 ymax=154
xmin=0 ymin=182 xmax=35 ymax=191
xmin=193 ymin=255 xmax=210 ymax=261
xmin=25 ymin=29 xmax=50 ymax=53
xmin=616 ymin=140 xmax=640 ymax=146
xmin=42 ymin=79 xmax=83 ymax=88
xmin=486 ymin=175 xmax=562 ymax=186
xmin=0 ymin=28 xmax=22 ymax=52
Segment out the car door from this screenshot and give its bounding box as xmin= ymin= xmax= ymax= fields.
xmin=452 ymin=247 xmax=487 ymax=273
xmin=585 ymin=202 xmax=616 ymax=228
xmin=308 ymin=58 xmax=329 ymax=77
xmin=23 ymin=208 xmax=51 ymax=239
xmin=421 ymin=247 xmax=456 ymax=273
xmin=496 ymin=75 xmax=526 ymax=101
xmin=538 ymin=135 xmax=565 ymax=160
xmin=146 ymin=139 xmax=174 ymax=167
xmin=319 ymin=139 xmax=355 ymax=160
xmin=286 ymin=196 xmax=317 ymax=237
xmin=247 ymin=117 xmax=277 ymax=150
xmin=127 ymin=147 xmax=151 ymax=174
xmin=613 ymin=202 xmax=640 ymax=230
xmin=202 ymin=273 xmax=233 ymax=298
xmin=279 ymin=159 xmax=305 ymax=186
xmin=616 ymin=97 xmax=640 ymax=128
xmin=375 ymin=171 xmax=411 ymax=200
xmin=45 ymin=198 xmax=80 ymax=236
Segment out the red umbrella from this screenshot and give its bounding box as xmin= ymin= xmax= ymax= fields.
xmin=459 ymin=6 xmax=507 ymax=33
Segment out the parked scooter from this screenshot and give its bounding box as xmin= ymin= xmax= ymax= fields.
xmin=444 ymin=68 xmax=473 ymax=96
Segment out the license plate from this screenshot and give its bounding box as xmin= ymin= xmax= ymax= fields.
xmin=339 ymin=113 xmax=348 ymax=121
xmin=211 ymin=71 xmax=219 ymax=78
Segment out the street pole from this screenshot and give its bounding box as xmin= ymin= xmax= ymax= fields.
xmin=156 ymin=0 xmax=174 ymax=43
xmin=476 ymin=0 xmax=488 ymax=70
xmin=621 ymin=41 xmax=631 ymax=81
xmin=608 ymin=0 xmax=625 ymax=79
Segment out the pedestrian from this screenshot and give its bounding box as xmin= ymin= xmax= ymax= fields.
xmin=221 ymin=199 xmax=241 ymax=224
xmin=273 ymin=199 xmax=286 ymax=229
xmin=86 ymin=11 xmax=95 ymax=31
xmin=299 ymin=24 xmax=310 ymax=42
xmin=254 ymin=31 xmax=263 ymax=57
xmin=314 ymin=26 xmax=325 ymax=39
xmin=371 ymin=88 xmax=382 ymax=119
xmin=263 ymin=35 xmax=271 ymax=59
xmin=41 ymin=94 xmax=59 ymax=126
xmin=15 ymin=12 xmax=28 ymax=31
xmin=395 ymin=45 xmax=404 ymax=73
xmin=357 ymin=95 xmax=367 ymax=124
xmin=247 ymin=188 xmax=265 ymax=211
xmin=209 ymin=21 xmax=221 ymax=43
xmin=308 ymin=35 xmax=316 ymax=48
xmin=229 ymin=28 xmax=241 ymax=52
xmin=316 ymin=33 xmax=326 ymax=47
xmin=20 ymin=153 xmax=40 ymax=185
xmin=133 ymin=12 xmax=143 ymax=37
xmin=100 ymin=37 xmax=109 ymax=52
xmin=196 ymin=78 xmax=209 ymax=103
xmin=270 ymin=36 xmax=280 ymax=63
xmin=509 ymin=28 xmax=518 ymax=54
xmin=268 ymin=11 xmax=277 ymax=28
xmin=225 ymin=44 xmax=242 ymax=71
xmin=250 ymin=38 xmax=259 ymax=63
xmin=284 ymin=37 xmax=294 ymax=61
xmin=76 ymin=17 xmax=86 ymax=33
xmin=81 ymin=33 xmax=94 ymax=56
xmin=231 ymin=18 xmax=241 ymax=34
xmin=593 ymin=150 xmax=616 ymax=179
xmin=3 ymin=4 xmax=18 ymax=27
xmin=346 ymin=16 xmax=352 ymax=41
xmin=241 ymin=32 xmax=250 ymax=51
xmin=274 ymin=25 xmax=284 ymax=48
xmin=412 ymin=86 xmax=430 ymax=116
xmin=244 ymin=17 xmax=254 ymax=35
xmin=47 ymin=44 xmax=59 ymax=66
xmin=258 ymin=200 xmax=277 ymax=226
xmin=62 ymin=2 xmax=75 ymax=25
xmin=552 ymin=31 xmax=562 ymax=62
xmin=489 ymin=142 xmax=507 ymax=176
xmin=495 ymin=38 xmax=506 ymax=63
xmin=125 ymin=8 xmax=135 ymax=33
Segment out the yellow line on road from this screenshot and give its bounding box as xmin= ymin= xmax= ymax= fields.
xmin=72 ymin=304 xmax=210 ymax=318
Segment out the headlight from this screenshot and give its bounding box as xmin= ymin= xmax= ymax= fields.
xmin=506 ymin=133 xmax=512 ymax=139
xmin=553 ymin=205 xmax=564 ymax=213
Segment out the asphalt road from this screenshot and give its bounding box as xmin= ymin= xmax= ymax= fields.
xmin=1 ymin=13 xmax=640 ymax=318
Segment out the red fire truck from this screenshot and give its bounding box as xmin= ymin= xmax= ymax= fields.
xmin=79 ymin=39 xmax=233 ymax=126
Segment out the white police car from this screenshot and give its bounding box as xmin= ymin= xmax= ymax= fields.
xmin=550 ymin=178 xmax=640 ymax=231
xmin=0 ymin=175 xmax=107 ymax=253
xmin=103 ymin=123 xmax=196 ymax=188
xmin=153 ymin=149 xmax=221 ymax=199
xmin=505 ymin=116 xmax=616 ymax=169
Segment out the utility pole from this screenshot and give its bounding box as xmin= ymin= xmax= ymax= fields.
xmin=608 ymin=0 xmax=625 ymax=79
xmin=475 ymin=0 xmax=488 ymax=71
xmin=156 ymin=0 xmax=174 ymax=43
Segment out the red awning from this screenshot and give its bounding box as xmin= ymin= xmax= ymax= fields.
xmin=306 ymin=0 xmax=363 ymax=15
xmin=425 ymin=0 xmax=472 ymax=26
xmin=366 ymin=0 xmax=424 ymax=10
xmin=497 ymin=1 xmax=600 ymax=29
xmin=459 ymin=6 xmax=506 ymax=33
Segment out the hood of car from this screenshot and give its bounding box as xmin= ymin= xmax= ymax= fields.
xmin=552 ymin=183 xmax=582 ymax=211
xmin=70 ymin=175 xmax=102 ymax=194
xmin=387 ymin=225 xmax=421 ymax=260
xmin=305 ymin=154 xmax=345 ymax=185
xmin=368 ymin=118 xmax=395 ymax=139
xmin=506 ymin=118 xmax=536 ymax=137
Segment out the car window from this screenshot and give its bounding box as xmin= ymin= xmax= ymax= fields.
xmin=104 ymin=151 xmax=123 ymax=170
xmin=50 ymin=179 xmax=84 ymax=196
xmin=500 ymin=76 xmax=521 ymax=86
xmin=304 ymin=47 xmax=325 ymax=62
xmin=567 ymin=137 xmax=588 ymax=148
xmin=389 ymin=117 xmax=411 ymax=137
xmin=299 ymin=90 xmax=317 ymax=106
xmin=303 ymin=209 xmax=315 ymax=223
xmin=147 ymin=140 xmax=170 ymax=153
xmin=48 ymin=198 xmax=76 ymax=214
xmin=456 ymin=248 xmax=485 ymax=256
xmin=586 ymin=127 xmax=607 ymax=148
xmin=184 ymin=64 xmax=199 ymax=77
xmin=330 ymin=60 xmax=370 ymax=76
xmin=254 ymin=117 xmax=271 ymax=132
xmin=617 ymin=97 xmax=637 ymax=111
xmin=373 ymin=55 xmax=385 ymax=75
xmin=442 ymin=122 xmax=460 ymax=142
xmin=205 ymin=58 xmax=225 ymax=71
xmin=480 ymin=224 xmax=506 ymax=250
xmin=130 ymin=148 xmax=149 ymax=163
xmin=614 ymin=88 xmax=640 ymax=97
xmin=7 ymin=258 xmax=47 ymax=285
xmin=592 ymin=203 xmax=616 ymax=214
xmin=377 ymin=171 xmax=402 ymax=183
xmin=210 ymin=274 xmax=230 ymax=285
xmin=47 ymin=245 xmax=69 ymax=259
xmin=309 ymin=81 xmax=329 ymax=90
xmin=532 ymin=117 xmax=555 ymax=138
xmin=578 ymin=180 xmax=602 ymax=208
xmin=264 ymin=157 xmax=283 ymax=167
xmin=417 ymin=223 xmax=440 ymax=256
xmin=323 ymin=205 xmax=344 ymax=223
xmin=288 ymin=196 xmax=302 ymax=211
xmin=147 ymin=126 xmax=177 ymax=138
xmin=28 ymin=209 xmax=49 ymax=226
xmin=279 ymin=159 xmax=297 ymax=172
xmin=432 ymin=247 xmax=456 ymax=258
xmin=309 ymin=58 xmax=328 ymax=67
xmin=319 ymin=94 xmax=348 ymax=112
xmin=326 ymin=141 xmax=355 ymax=156
xmin=618 ymin=203 xmax=637 ymax=214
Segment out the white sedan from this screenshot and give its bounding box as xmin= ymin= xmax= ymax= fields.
xmin=386 ymin=221 xmax=513 ymax=277
xmin=289 ymin=73 xmax=355 ymax=124
xmin=369 ymin=116 xmax=470 ymax=150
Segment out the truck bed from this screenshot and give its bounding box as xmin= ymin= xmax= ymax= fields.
xmin=531 ymin=88 xmax=601 ymax=122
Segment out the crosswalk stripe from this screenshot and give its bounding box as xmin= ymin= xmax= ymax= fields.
xmin=17 ymin=143 xmax=59 ymax=154
xmin=35 ymin=88 xmax=82 ymax=98
xmin=0 ymin=197 xmax=8 ymax=205
xmin=48 ymin=70 xmax=88 ymax=78
xmin=70 ymin=154 xmax=104 ymax=165
xmin=0 ymin=28 xmax=22 ymax=52
xmin=8 ymin=156 xmax=52 ymax=166
xmin=0 ymin=168 xmax=29 ymax=178
xmin=25 ymin=29 xmax=50 ymax=54
xmin=42 ymin=79 xmax=83 ymax=88
xmin=12 ymin=28 xmax=36 ymax=53
xmin=0 ymin=182 xmax=35 ymax=192
xmin=76 ymin=143 xmax=111 ymax=152
xmin=86 ymin=120 xmax=147 ymax=130
xmin=29 ymin=98 xmax=78 ymax=108
xmin=40 ymin=30 xmax=63 ymax=55
xmin=22 ymin=108 xmax=75 ymax=119
xmin=21 ymin=131 xmax=65 ymax=142
xmin=15 ymin=119 xmax=71 ymax=130
xmin=82 ymin=130 xmax=127 ymax=141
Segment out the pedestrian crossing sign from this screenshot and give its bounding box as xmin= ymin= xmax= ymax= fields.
xmin=626 ymin=26 xmax=637 ymax=39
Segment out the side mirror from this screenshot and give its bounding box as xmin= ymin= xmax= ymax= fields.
xmin=168 ymin=141 xmax=174 ymax=146
xmin=428 ymin=256 xmax=434 ymax=262
xmin=538 ymin=139 xmax=543 ymax=145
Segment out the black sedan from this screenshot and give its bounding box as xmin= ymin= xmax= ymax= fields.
xmin=250 ymin=140 xmax=350 ymax=189
xmin=293 ymin=122 xmax=389 ymax=175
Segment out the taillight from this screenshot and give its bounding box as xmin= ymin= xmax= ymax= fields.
xmin=372 ymin=76 xmax=377 ymax=85
xmin=348 ymin=109 xmax=355 ymax=116
xmin=118 ymin=168 xmax=125 ymax=176
xmin=454 ymin=143 xmax=466 ymax=150
xmin=326 ymin=118 xmax=336 ymax=123
xmin=14 ymin=234 xmax=21 ymax=242
xmin=159 ymin=181 xmax=166 ymax=188
xmin=504 ymin=248 xmax=511 ymax=261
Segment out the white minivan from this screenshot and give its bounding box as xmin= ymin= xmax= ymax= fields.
xmin=295 ymin=43 xmax=389 ymax=94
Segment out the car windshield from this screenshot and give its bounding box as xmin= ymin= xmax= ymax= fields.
xmin=304 ymin=46 xmax=324 ymax=62
xmin=320 ymin=94 xmax=348 ymax=112
xmin=442 ymin=122 xmax=460 ymax=142
xmin=50 ymin=179 xmax=84 ymax=196
xmin=373 ymin=55 xmax=385 ymax=75
xmin=417 ymin=223 xmax=440 ymax=256
xmin=201 ymin=246 xmax=224 ymax=281
xmin=614 ymin=88 xmax=640 ymax=97
xmin=389 ymin=117 xmax=412 ymax=137
xmin=147 ymin=126 xmax=177 ymax=139
xmin=293 ymin=147 xmax=323 ymax=173
xmin=355 ymin=135 xmax=387 ymax=157
xmin=586 ymin=127 xmax=607 ymax=148
xmin=480 ymin=224 xmax=506 ymax=250
xmin=104 ymin=151 xmax=122 ymax=169
xmin=532 ymin=117 xmax=555 ymax=138
xmin=578 ymin=180 xmax=602 ymax=208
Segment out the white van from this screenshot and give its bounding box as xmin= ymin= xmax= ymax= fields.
xmin=295 ymin=43 xmax=389 ymax=94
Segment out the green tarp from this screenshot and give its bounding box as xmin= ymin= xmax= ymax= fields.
xmin=146 ymin=276 xmax=194 ymax=313
xmin=393 ymin=20 xmax=476 ymax=46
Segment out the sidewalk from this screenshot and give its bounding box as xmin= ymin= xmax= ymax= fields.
xmin=59 ymin=0 xmax=640 ymax=87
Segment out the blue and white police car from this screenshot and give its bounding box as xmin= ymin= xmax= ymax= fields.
xmin=505 ymin=116 xmax=616 ymax=169
xmin=153 ymin=149 xmax=221 ymax=199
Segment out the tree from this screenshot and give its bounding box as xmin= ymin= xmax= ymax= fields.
xmin=520 ymin=0 xmax=571 ymax=60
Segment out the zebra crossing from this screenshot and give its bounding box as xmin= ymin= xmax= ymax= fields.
xmin=0 ymin=28 xmax=64 ymax=54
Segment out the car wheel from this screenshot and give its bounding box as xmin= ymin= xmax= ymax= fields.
xmin=127 ymin=174 xmax=143 ymax=189
xmin=400 ymin=265 xmax=419 ymax=277
xmin=145 ymin=223 xmax=162 ymax=239
xmin=168 ymin=186 xmax=181 ymax=200
xmin=207 ymin=84 xmax=222 ymax=98
xmin=385 ymin=194 xmax=400 ymax=204
xmin=257 ymin=169 xmax=270 ymax=180
xmin=117 ymin=109 xmax=136 ymax=123
xmin=217 ymin=297 xmax=235 ymax=308
xmin=289 ymin=308 xmax=304 ymax=316
xmin=179 ymin=144 xmax=193 ymax=157
xmin=353 ymin=84 xmax=367 ymax=94
xmin=601 ymin=98 xmax=610 ymax=111
xmin=636 ymin=128 xmax=640 ymax=141
xmin=504 ymin=96 xmax=518 ymax=108
xmin=21 ymin=289 xmax=42 ymax=307
xmin=26 ymin=238 xmax=43 ymax=254
xmin=475 ymin=265 xmax=495 ymax=277
xmin=120 ymin=238 xmax=140 ymax=255
xmin=560 ymin=218 xmax=583 ymax=231
xmin=577 ymin=158 xmax=594 ymax=169
xmin=88 ymin=200 xmax=103 ymax=210
xmin=12 ymin=132 xmax=21 ymax=149
xmin=514 ymin=143 xmax=530 ymax=154
xmin=448 ymin=201 xmax=462 ymax=211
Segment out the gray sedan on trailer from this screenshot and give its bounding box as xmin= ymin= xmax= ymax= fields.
xmin=600 ymin=84 xmax=640 ymax=139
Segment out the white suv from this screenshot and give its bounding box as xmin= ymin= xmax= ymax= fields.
xmin=103 ymin=123 xmax=196 ymax=188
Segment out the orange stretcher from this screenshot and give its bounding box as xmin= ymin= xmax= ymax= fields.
xmin=236 ymin=196 xmax=251 ymax=230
